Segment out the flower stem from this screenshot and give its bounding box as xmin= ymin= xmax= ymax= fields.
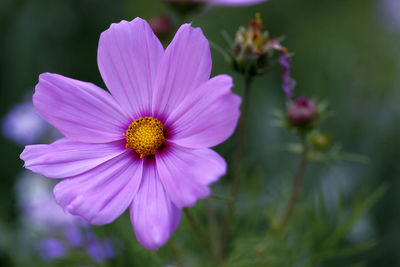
xmin=183 ymin=208 xmax=214 ymax=261
xmin=222 ymin=75 xmax=253 ymax=256
xmin=167 ymin=239 xmax=185 ymax=267
xmin=206 ymin=199 xmax=223 ymax=264
xmin=279 ymin=135 xmax=309 ymax=228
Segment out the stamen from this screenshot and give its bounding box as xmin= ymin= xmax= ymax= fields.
xmin=124 ymin=116 xmax=165 ymax=158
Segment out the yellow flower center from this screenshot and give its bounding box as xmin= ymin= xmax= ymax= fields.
xmin=124 ymin=116 xmax=165 ymax=158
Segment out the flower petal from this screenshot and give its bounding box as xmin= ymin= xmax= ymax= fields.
xmin=130 ymin=160 xmax=180 ymax=250
xmin=34 ymin=73 xmax=130 ymax=143
xmin=98 ymin=18 xmax=164 ymax=118
xmin=156 ymin=144 xmax=226 ymax=208
xmin=54 ymin=152 xmax=143 ymax=225
xmin=152 ymin=23 xmax=212 ymax=119
xmin=166 ymin=75 xmax=241 ymax=149
xmin=21 ymin=138 xmax=126 ymax=178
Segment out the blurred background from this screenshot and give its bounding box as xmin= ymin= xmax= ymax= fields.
xmin=0 ymin=0 xmax=399 ymax=266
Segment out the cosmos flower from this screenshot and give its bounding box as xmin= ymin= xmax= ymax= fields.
xmin=21 ymin=18 xmax=241 ymax=250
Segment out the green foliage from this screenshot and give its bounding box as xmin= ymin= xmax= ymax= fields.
xmin=224 ymin=184 xmax=387 ymax=267
xmin=278 ymin=142 xmax=369 ymax=164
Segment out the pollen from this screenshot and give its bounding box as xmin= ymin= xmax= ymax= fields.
xmin=124 ymin=116 xmax=165 ymax=158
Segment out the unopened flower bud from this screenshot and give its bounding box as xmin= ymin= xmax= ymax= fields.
xmin=310 ymin=133 xmax=331 ymax=151
xmin=287 ymin=96 xmax=317 ymax=126
xmin=150 ymin=16 xmax=173 ymax=39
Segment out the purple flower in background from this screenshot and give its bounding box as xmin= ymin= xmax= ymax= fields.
xmin=377 ymin=0 xmax=400 ymax=32
xmin=21 ymin=18 xmax=241 ymax=250
xmin=38 ymin=238 xmax=66 ymax=261
xmin=64 ymin=225 xmax=84 ymax=247
xmin=86 ymin=232 xmax=114 ymax=263
xmin=16 ymin=171 xmax=83 ymax=231
xmin=16 ymin=172 xmax=83 ymax=260
xmin=279 ymin=48 xmax=296 ymax=99
xmin=267 ymin=39 xmax=296 ymax=98
xmin=2 ymin=102 xmax=46 ymax=145
xmin=16 ymin=171 xmax=87 ymax=232
xmin=16 ymin=171 xmax=115 ymax=262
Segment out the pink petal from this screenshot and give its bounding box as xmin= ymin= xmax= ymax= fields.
xmin=21 ymin=138 xmax=126 ymax=178
xmin=156 ymin=144 xmax=226 ymax=208
xmin=54 ymin=152 xmax=143 ymax=225
xmin=152 ymin=23 xmax=212 ymax=118
xmin=166 ymin=75 xmax=241 ymax=149
xmin=98 ymin=18 xmax=164 ymax=118
xmin=130 ymin=160 xmax=180 ymax=250
xmin=34 ymin=73 xmax=130 ymax=143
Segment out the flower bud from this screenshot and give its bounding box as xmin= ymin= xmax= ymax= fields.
xmin=232 ymin=14 xmax=270 ymax=76
xmin=231 ymin=14 xmax=296 ymax=99
xmin=287 ymin=96 xmax=317 ymax=126
xmin=149 ymin=16 xmax=173 ymax=39
xmin=310 ymin=133 xmax=331 ymax=151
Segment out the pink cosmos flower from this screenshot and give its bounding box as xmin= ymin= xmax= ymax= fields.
xmin=20 ymin=18 xmax=241 ymax=250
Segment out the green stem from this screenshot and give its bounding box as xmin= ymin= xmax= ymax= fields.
xmin=183 ymin=208 xmax=214 ymax=261
xmin=206 ymin=199 xmax=223 ymax=264
xmin=279 ymin=135 xmax=309 ymax=228
xmin=211 ymin=194 xmax=234 ymax=202
xmin=167 ymin=239 xmax=185 ymax=267
xmin=222 ymin=75 xmax=253 ymax=256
